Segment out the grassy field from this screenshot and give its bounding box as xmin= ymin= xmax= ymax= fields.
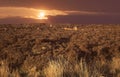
xmin=0 ymin=24 xmax=120 ymax=77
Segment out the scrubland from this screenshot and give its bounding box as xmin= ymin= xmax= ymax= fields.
xmin=0 ymin=24 xmax=120 ymax=77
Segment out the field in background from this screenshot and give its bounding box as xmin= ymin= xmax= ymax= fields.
xmin=0 ymin=24 xmax=120 ymax=77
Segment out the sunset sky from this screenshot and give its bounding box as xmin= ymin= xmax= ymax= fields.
xmin=0 ymin=0 xmax=120 ymax=24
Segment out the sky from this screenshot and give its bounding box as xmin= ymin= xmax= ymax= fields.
xmin=0 ymin=0 xmax=120 ymax=24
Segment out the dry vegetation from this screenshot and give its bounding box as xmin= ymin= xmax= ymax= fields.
xmin=0 ymin=24 xmax=120 ymax=77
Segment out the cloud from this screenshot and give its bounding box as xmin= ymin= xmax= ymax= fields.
xmin=0 ymin=7 xmax=38 ymax=18
xmin=1 ymin=7 xmax=118 ymax=19
xmin=0 ymin=7 xmax=67 ymax=19
xmin=65 ymin=11 xmax=104 ymax=15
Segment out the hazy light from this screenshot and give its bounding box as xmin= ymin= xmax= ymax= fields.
xmin=0 ymin=7 xmax=109 ymax=19
xmin=38 ymin=11 xmax=48 ymax=19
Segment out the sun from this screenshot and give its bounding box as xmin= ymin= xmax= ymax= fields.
xmin=38 ymin=11 xmax=48 ymax=19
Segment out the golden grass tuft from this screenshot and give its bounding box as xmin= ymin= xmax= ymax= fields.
xmin=110 ymin=57 xmax=120 ymax=76
xmin=0 ymin=60 xmax=9 ymax=77
xmin=74 ymin=59 xmax=89 ymax=77
xmin=27 ymin=66 xmax=40 ymax=77
xmin=44 ymin=60 xmax=64 ymax=77
xmin=0 ymin=60 xmax=20 ymax=77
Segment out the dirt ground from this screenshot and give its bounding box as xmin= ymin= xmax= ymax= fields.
xmin=0 ymin=24 xmax=120 ymax=76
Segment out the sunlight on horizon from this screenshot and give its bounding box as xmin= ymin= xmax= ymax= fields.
xmin=0 ymin=7 xmax=67 ymax=19
xmin=38 ymin=11 xmax=48 ymax=19
xmin=0 ymin=7 xmax=106 ymax=20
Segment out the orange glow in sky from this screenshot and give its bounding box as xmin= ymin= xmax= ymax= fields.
xmin=0 ymin=7 xmax=67 ymax=19
xmin=0 ymin=7 xmax=105 ymax=20
xmin=38 ymin=11 xmax=48 ymax=19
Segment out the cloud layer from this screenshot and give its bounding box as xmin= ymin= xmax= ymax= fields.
xmin=0 ymin=7 xmax=110 ymax=19
xmin=0 ymin=7 xmax=67 ymax=19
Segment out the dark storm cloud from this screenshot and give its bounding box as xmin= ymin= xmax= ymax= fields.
xmin=0 ymin=0 xmax=120 ymax=12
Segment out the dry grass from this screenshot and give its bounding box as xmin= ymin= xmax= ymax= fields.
xmin=0 ymin=60 xmax=9 ymax=77
xmin=43 ymin=58 xmax=104 ymax=77
xmin=27 ymin=66 xmax=40 ymax=77
xmin=110 ymin=57 xmax=120 ymax=77
xmin=11 ymin=70 xmax=20 ymax=77
xmin=0 ymin=60 xmax=20 ymax=77
xmin=0 ymin=60 xmax=39 ymax=77
xmin=44 ymin=60 xmax=64 ymax=77
xmin=74 ymin=59 xmax=89 ymax=77
xmin=0 ymin=57 xmax=120 ymax=77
